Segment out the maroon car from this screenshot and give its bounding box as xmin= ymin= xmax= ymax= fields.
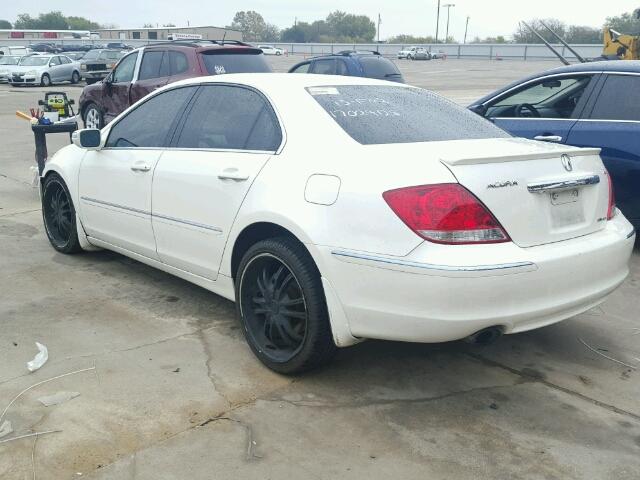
xmin=79 ymin=41 xmax=271 ymax=129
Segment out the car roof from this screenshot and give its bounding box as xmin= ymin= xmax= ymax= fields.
xmin=473 ymin=60 xmax=640 ymax=105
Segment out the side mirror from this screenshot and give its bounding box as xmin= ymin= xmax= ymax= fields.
xmin=469 ymin=104 xmax=488 ymax=117
xmin=72 ymin=129 xmax=101 ymax=150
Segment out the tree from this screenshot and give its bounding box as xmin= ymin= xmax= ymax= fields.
xmin=326 ymin=10 xmax=375 ymax=42
xmin=387 ymin=34 xmax=436 ymax=44
xmin=471 ymin=35 xmax=507 ymax=44
xmin=513 ymin=18 xmax=566 ymax=43
xmin=566 ymin=26 xmax=601 ymax=43
xmin=143 ymin=23 xmax=155 ymax=28
xmin=163 ymin=23 xmax=176 ymax=27
xmin=228 ymin=11 xmax=268 ymax=42
xmin=66 ymin=16 xmax=100 ymax=30
xmin=0 ymin=19 xmax=12 ymax=29
xmin=605 ymin=11 xmax=640 ymax=34
xmin=261 ymin=23 xmax=280 ymax=42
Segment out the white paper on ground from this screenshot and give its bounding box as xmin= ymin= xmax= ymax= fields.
xmin=38 ymin=391 xmax=80 ymax=407
xmin=27 ymin=342 xmax=49 ymax=372
xmin=0 ymin=420 xmax=13 ymax=439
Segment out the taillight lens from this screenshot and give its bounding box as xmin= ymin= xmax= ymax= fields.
xmin=383 ymin=184 xmax=510 ymax=244
xmin=606 ymin=171 xmax=616 ymax=220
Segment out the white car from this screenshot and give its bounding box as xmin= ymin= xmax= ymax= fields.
xmin=258 ymin=45 xmax=284 ymax=55
xmin=41 ymin=74 xmax=635 ymax=373
xmin=10 ymin=54 xmax=81 ymax=86
xmin=398 ymin=46 xmax=422 ymax=59
xmin=0 ymin=55 xmax=23 ymax=83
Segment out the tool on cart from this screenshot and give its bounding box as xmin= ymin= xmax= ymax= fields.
xmin=38 ymin=92 xmax=76 ymax=119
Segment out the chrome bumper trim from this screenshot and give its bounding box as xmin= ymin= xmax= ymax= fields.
xmin=527 ymin=175 xmax=600 ymax=193
xmin=331 ymin=250 xmax=536 ymax=273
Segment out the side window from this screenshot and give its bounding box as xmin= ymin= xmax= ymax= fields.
xmin=60 ymin=56 xmax=71 ymax=64
xmin=169 ymin=51 xmax=189 ymax=75
xmin=50 ymin=56 xmax=61 ymax=66
xmin=176 ymin=85 xmax=282 ymax=151
xmin=291 ymin=62 xmax=310 ymax=73
xmin=138 ymin=51 xmax=169 ymax=80
xmin=112 ymin=52 xmax=138 ymax=83
xmin=106 ymin=87 xmax=196 ymax=148
xmin=336 ymin=60 xmax=349 ymax=75
xmin=486 ymin=75 xmax=592 ymax=119
xmin=589 ymin=75 xmax=640 ymax=121
xmin=311 ymin=59 xmax=336 ymax=75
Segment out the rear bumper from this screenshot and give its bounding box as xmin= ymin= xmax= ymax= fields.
xmin=318 ymin=213 xmax=634 ymax=344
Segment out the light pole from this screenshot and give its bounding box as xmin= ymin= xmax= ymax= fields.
xmin=443 ymin=3 xmax=455 ymax=43
xmin=463 ymin=16 xmax=469 ymax=44
xmin=435 ymin=0 xmax=441 ymax=44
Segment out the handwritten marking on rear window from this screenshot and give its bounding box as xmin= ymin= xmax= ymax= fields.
xmin=214 ymin=65 xmax=226 ymax=74
xmin=330 ymin=109 xmax=401 ymax=118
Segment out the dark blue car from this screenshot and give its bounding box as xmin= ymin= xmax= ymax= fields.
xmin=470 ymin=61 xmax=640 ymax=229
xmin=288 ymin=51 xmax=405 ymax=83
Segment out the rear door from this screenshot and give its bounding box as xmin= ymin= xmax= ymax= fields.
xmin=483 ymin=73 xmax=599 ymax=144
xmin=129 ymin=49 xmax=170 ymax=104
xmin=48 ymin=56 xmax=62 ymax=81
xmin=151 ymin=84 xmax=283 ymax=279
xmin=566 ymin=73 xmax=640 ymax=227
xmin=100 ymin=50 xmax=139 ymax=124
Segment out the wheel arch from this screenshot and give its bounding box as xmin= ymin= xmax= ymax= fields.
xmin=228 ymin=220 xmax=361 ymax=348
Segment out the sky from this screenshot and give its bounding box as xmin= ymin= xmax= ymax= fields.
xmin=2 ymin=1 xmax=639 ymax=40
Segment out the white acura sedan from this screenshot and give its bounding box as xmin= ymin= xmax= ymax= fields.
xmin=41 ymin=74 xmax=635 ymax=373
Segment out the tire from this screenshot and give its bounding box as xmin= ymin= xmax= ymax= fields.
xmin=41 ymin=173 xmax=82 ymax=254
xmin=235 ymin=237 xmax=337 ymax=374
xmin=71 ymin=71 xmax=80 ymax=84
xmin=83 ymin=103 xmax=103 ymax=129
xmin=40 ymin=73 xmax=51 ymax=87
xmin=85 ymin=78 xmax=97 ymax=85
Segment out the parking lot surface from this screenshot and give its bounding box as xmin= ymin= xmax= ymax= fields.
xmin=1 ymin=57 xmax=639 ymax=479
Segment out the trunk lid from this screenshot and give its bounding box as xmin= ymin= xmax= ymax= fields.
xmin=439 ymin=138 xmax=609 ymax=248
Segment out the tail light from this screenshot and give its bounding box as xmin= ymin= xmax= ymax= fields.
xmin=606 ymin=171 xmax=616 ymax=220
xmin=382 ymin=184 xmax=510 ymax=245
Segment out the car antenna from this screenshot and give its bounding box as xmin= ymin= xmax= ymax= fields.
xmin=222 ymin=31 xmax=227 ymax=44
xmin=521 ymin=21 xmax=571 ymax=66
xmin=539 ymin=20 xmax=586 ymax=63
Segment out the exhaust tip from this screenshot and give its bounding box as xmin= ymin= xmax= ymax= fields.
xmin=464 ymin=326 xmax=503 ymax=346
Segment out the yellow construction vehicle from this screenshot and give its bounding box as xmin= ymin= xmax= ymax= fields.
xmin=603 ymin=28 xmax=639 ymax=60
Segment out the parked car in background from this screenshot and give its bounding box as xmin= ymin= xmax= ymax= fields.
xmin=289 ymin=51 xmax=404 ymax=83
xmin=106 ymin=42 xmax=133 ymax=51
xmin=10 ymin=54 xmax=81 ymax=87
xmin=29 ymin=43 xmax=62 ymax=53
xmin=397 ymin=46 xmax=429 ymax=60
xmin=0 ymin=55 xmax=23 ymax=83
xmin=258 ymin=45 xmax=284 ymax=55
xmin=57 ymin=43 xmax=94 ymax=52
xmin=430 ymin=51 xmax=446 ymax=59
xmin=42 ymin=74 xmax=633 ymax=373
xmin=79 ymin=40 xmax=271 ymax=129
xmin=469 ymin=60 xmax=640 ymax=229
xmin=0 ymin=45 xmax=29 ymax=56
xmin=80 ymin=49 xmax=125 ymax=84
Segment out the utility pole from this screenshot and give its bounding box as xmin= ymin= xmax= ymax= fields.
xmin=443 ymin=3 xmax=455 ymax=43
xmin=377 ymin=13 xmax=381 ymax=44
xmin=463 ymin=16 xmax=469 ymax=44
xmin=435 ymin=0 xmax=441 ymax=44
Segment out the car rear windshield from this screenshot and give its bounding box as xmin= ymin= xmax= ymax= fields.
xmin=200 ymin=50 xmax=272 ymax=75
xmin=358 ymin=57 xmax=402 ymax=81
xmin=307 ymin=85 xmax=509 ymax=145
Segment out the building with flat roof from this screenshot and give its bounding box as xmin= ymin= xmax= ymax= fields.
xmin=95 ymin=25 xmax=242 ymax=41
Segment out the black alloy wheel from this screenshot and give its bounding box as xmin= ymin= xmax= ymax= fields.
xmin=236 ymin=238 xmax=336 ymax=373
xmin=42 ymin=173 xmax=82 ymax=253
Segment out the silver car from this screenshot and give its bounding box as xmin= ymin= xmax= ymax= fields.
xmin=0 ymin=55 xmax=22 ymax=83
xmin=10 ymin=54 xmax=81 ymax=87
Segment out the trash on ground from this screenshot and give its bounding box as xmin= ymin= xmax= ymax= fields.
xmin=0 ymin=430 xmax=61 ymax=445
xmin=578 ymin=337 xmax=637 ymax=370
xmin=27 ymin=342 xmax=49 ymax=372
xmin=38 ymin=391 xmax=80 ymax=407
xmin=0 ymin=420 xmax=13 ymax=438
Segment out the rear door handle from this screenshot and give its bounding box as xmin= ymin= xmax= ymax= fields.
xmin=534 ymin=135 xmax=563 ymax=143
xmin=131 ymin=162 xmax=151 ymax=172
xmin=218 ymin=168 xmax=249 ymax=182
